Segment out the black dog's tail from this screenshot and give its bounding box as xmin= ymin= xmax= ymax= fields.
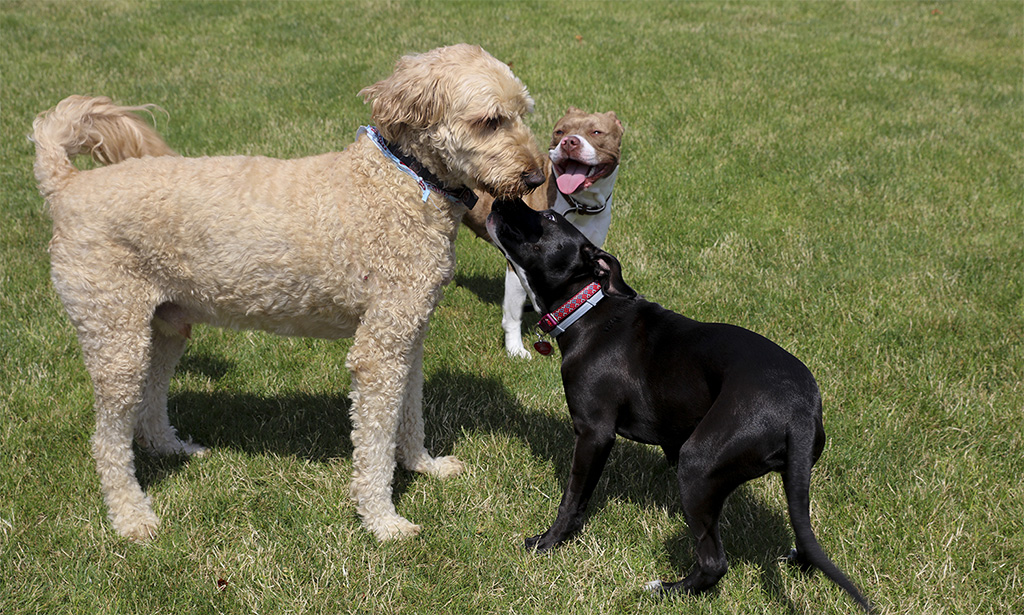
xmin=784 ymin=426 xmax=873 ymax=613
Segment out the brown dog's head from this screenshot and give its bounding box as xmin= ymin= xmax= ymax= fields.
xmin=360 ymin=44 xmax=545 ymax=199
xmin=548 ymin=107 xmax=623 ymax=196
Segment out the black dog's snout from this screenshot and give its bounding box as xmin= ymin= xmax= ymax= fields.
xmin=490 ymin=197 xmax=542 ymax=241
xmin=492 ymin=196 xmax=530 ymax=217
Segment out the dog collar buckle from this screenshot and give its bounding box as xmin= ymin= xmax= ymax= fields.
xmin=538 ymin=313 xmax=560 ymax=334
xmin=538 ymin=282 xmax=604 ymax=337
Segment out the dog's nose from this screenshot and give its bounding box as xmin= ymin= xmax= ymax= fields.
xmin=564 ymin=136 xmax=581 ymax=152
xmin=523 ymin=168 xmax=546 ymax=189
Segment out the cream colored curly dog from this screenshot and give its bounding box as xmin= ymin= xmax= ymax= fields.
xmin=32 ymin=44 xmax=545 ymax=542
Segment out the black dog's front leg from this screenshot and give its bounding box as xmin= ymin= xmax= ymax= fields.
xmin=526 ymin=428 xmax=615 ymax=552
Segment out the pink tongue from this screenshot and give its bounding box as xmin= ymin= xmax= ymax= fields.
xmin=557 ymin=161 xmax=589 ymax=194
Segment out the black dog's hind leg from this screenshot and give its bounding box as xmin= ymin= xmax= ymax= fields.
xmin=661 ymin=458 xmax=735 ymax=594
xmin=659 ymin=409 xmax=780 ymax=596
xmin=526 ymin=425 xmax=615 ymax=552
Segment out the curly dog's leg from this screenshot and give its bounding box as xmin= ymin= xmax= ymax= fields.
xmin=395 ymin=335 xmax=464 ymax=478
xmin=346 ymin=309 xmax=425 ymax=541
xmin=75 ymin=308 xmax=160 ymax=541
xmin=135 ymin=328 xmax=207 ymax=457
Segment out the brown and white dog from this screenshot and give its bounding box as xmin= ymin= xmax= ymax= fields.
xmin=465 ymin=107 xmax=623 ymax=358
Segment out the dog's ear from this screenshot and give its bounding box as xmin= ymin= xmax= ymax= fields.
xmin=600 ymin=111 xmax=624 ymax=136
xmin=360 ymin=78 xmax=443 ymax=135
xmin=359 ymin=55 xmax=445 ymax=136
xmin=583 ymin=244 xmax=636 ymax=298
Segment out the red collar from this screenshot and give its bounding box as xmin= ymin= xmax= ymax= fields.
xmin=538 ymin=282 xmax=604 ymax=336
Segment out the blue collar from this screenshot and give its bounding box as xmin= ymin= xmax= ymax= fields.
xmin=358 ymin=126 xmax=478 ymax=209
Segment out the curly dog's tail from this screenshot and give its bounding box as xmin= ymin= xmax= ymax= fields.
xmin=31 ymin=95 xmax=177 ymax=198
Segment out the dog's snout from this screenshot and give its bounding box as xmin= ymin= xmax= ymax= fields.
xmin=523 ymin=168 xmax=545 ymax=189
xmin=563 ymin=136 xmax=581 ymax=152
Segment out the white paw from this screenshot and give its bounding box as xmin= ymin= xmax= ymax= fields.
xmin=505 ymin=340 xmax=533 ymax=360
xmin=366 ymin=514 xmax=422 ymax=541
xmin=111 ymin=506 xmax=160 ymax=542
xmin=402 ymin=453 xmax=465 ymax=478
xmin=425 ymin=455 xmax=465 ymax=478
xmin=147 ymin=437 xmax=208 ymax=458
xmin=181 ymin=440 xmax=209 ymax=457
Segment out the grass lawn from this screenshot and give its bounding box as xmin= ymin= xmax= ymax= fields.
xmin=1 ymin=1 xmax=1021 ymax=613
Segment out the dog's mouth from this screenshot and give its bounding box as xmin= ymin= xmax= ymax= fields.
xmin=474 ymin=166 xmax=546 ymax=200
xmin=554 ymin=161 xmax=616 ymax=195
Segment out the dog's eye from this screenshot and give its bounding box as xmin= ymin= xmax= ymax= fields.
xmin=592 ymin=130 xmax=603 ymax=136
xmin=554 ymin=129 xmax=564 ymax=136
xmin=482 ymin=117 xmax=501 ymax=132
xmin=541 ymin=211 xmax=557 ymax=221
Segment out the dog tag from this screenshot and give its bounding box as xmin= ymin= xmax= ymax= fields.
xmin=534 ymin=340 xmax=553 ymax=355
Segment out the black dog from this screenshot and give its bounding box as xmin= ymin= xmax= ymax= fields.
xmin=486 ymin=199 xmax=871 ymax=612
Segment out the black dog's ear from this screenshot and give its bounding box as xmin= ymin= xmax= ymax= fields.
xmin=583 ymin=244 xmax=637 ymax=298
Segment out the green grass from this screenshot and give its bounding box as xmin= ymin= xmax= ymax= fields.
xmin=2 ymin=1 xmax=1021 ymax=613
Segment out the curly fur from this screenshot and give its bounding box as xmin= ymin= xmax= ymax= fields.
xmin=32 ymin=44 xmax=544 ymax=542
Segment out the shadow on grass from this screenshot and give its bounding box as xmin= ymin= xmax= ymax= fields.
xmin=135 ymin=351 xmax=355 ymax=491
xmin=136 ymin=353 xmax=802 ymax=610
xmin=453 ymin=272 xmax=504 ymax=306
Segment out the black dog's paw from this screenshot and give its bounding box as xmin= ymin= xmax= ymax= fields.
xmin=782 ymin=547 xmax=815 ymax=574
xmin=524 ymin=533 xmax=556 ymax=553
